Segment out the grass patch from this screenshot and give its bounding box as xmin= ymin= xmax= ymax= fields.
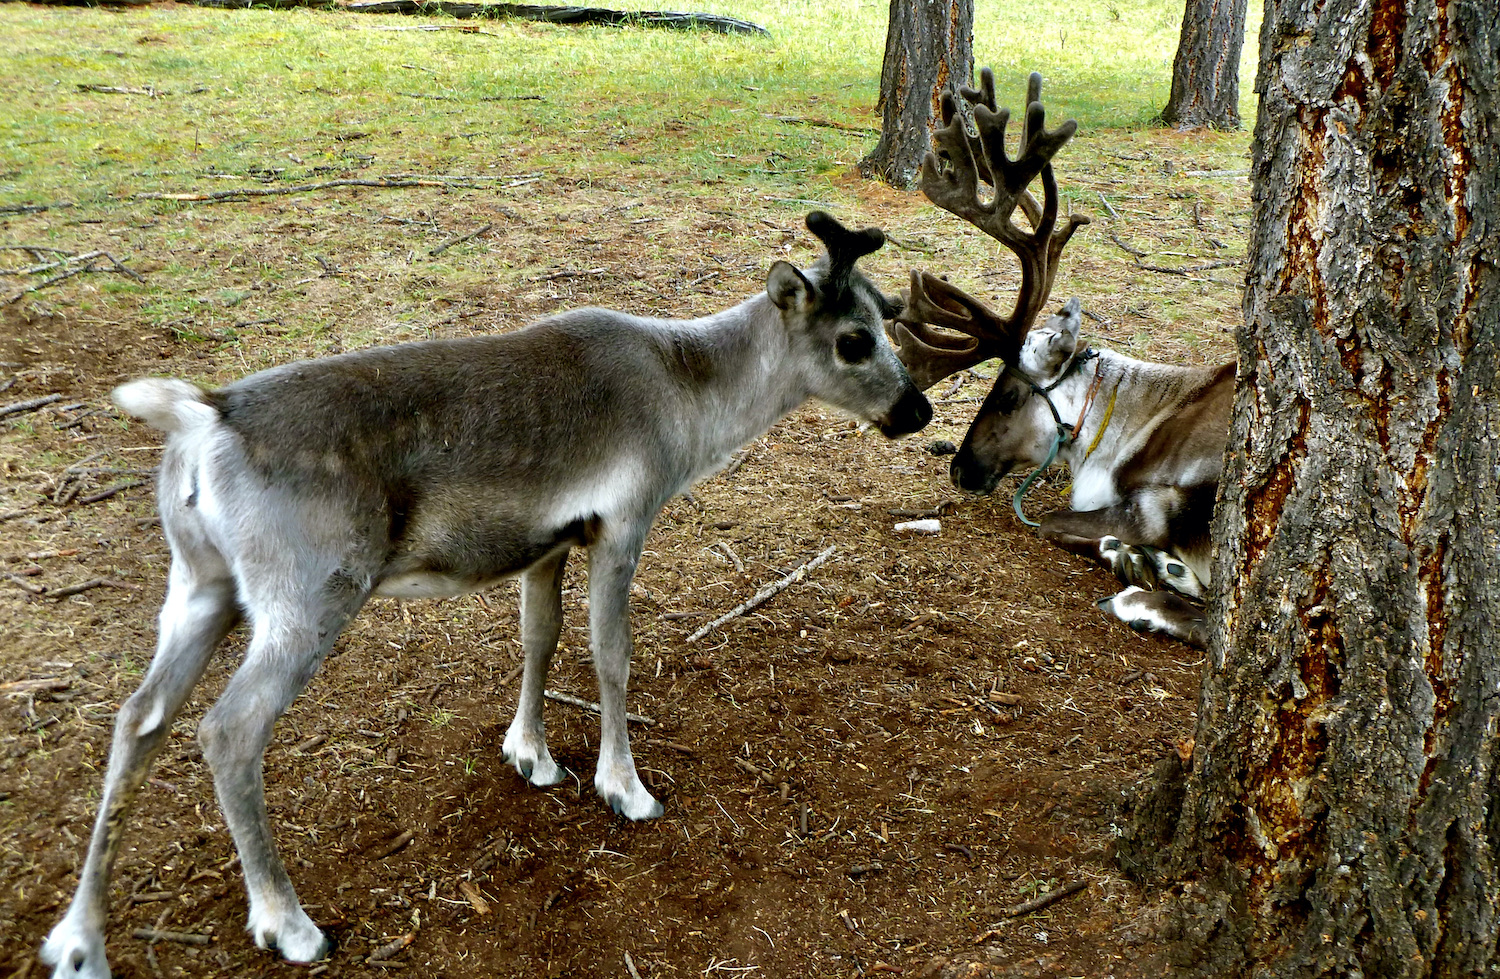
xmin=0 ymin=1 xmax=1253 ymax=379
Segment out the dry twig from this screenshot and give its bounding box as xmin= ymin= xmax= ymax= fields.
xmin=130 ymin=928 xmax=211 ymax=946
xmin=370 ymin=828 xmax=416 ymax=860
xmin=994 ymin=879 xmax=1088 ymax=920
xmin=136 ymin=177 xmax=468 ymax=204
xmin=429 ymin=222 xmax=494 ymax=257
xmin=0 ymin=393 xmax=64 ymax=419
xmin=686 ymin=544 xmax=836 ymax=642
xmin=45 ymin=578 xmax=139 ymax=600
xmin=544 ymin=689 xmax=656 ymax=726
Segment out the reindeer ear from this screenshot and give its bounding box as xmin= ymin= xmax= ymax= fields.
xmin=1033 ymin=297 xmax=1083 ymax=374
xmin=767 ymin=261 xmax=814 ymax=312
xmin=1048 ymin=297 xmax=1082 ymax=346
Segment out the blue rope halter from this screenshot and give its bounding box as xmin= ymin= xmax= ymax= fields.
xmin=1007 ymin=350 xmax=1098 ymax=528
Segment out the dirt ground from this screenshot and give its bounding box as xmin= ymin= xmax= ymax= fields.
xmin=0 ymin=165 xmax=1232 ymax=978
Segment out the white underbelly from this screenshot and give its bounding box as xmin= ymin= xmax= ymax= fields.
xmin=373 ymin=571 xmax=509 ymax=600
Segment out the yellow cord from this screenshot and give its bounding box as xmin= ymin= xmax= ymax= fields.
xmin=1059 ymin=384 xmax=1118 ymax=497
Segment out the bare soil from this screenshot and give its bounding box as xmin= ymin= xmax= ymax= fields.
xmin=0 ymin=170 xmax=1229 ymax=977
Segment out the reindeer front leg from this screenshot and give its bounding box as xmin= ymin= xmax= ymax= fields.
xmin=586 ymin=529 xmax=663 ymax=820
xmin=1037 ymin=503 xmax=1159 ymax=563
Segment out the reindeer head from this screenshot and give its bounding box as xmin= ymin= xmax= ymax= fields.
xmin=769 ymin=211 xmax=932 ymax=437
xmin=950 ymin=297 xmax=1085 ymax=493
xmin=887 ymin=70 xmax=1091 ymax=490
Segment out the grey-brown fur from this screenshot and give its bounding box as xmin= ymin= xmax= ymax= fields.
xmin=947 ymin=300 xmax=1233 ymax=647
xmin=41 ymin=212 xmax=930 ymax=979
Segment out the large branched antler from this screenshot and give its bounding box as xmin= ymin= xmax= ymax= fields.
xmin=893 ymin=69 xmax=1091 ymax=390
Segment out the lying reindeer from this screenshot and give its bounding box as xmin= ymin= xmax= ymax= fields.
xmin=42 ymin=212 xmax=931 ymax=978
xmin=887 ymin=70 xmax=1233 ymax=647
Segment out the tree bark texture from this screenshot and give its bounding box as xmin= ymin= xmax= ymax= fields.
xmin=1160 ymin=0 xmax=1247 ymax=129
xmin=858 ymin=0 xmax=973 ymax=190
xmin=1136 ymin=0 xmax=1500 ymax=975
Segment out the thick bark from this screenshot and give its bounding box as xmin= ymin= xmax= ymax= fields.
xmin=858 ymin=0 xmax=973 ymax=190
xmin=1122 ymin=0 xmax=1500 ymax=975
xmin=1160 ymin=0 xmax=1247 ymax=129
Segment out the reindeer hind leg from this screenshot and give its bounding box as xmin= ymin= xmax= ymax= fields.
xmin=1098 ymin=586 xmax=1208 ymax=649
xmin=199 ymin=563 xmax=371 ymax=964
xmin=43 ymin=531 xmax=238 ymax=979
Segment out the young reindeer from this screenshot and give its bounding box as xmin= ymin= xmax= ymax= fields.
xmin=42 ymin=212 xmax=931 ymax=978
xmin=888 ymin=70 xmax=1233 ymax=647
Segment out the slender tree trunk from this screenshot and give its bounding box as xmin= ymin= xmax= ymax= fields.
xmin=1120 ymin=0 xmax=1500 ymax=975
xmin=858 ymin=0 xmax=973 ymax=190
xmin=1160 ymin=0 xmax=1246 ymax=129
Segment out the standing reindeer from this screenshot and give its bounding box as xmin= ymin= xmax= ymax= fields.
xmin=888 ymin=70 xmax=1234 ymax=647
xmin=41 ymin=212 xmax=931 ymax=978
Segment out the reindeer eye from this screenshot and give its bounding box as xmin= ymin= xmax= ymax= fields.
xmin=836 ymin=330 xmax=875 ymax=363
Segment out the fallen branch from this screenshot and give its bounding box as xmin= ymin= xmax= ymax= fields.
xmin=686 ymin=544 xmax=836 ymax=642
xmin=74 ymin=479 xmax=146 ymax=506
xmin=1106 ymin=229 xmax=1147 ymax=258
xmin=77 ymin=84 xmax=164 ymax=96
xmin=458 ymin=881 xmax=491 ymax=915
xmin=535 ymin=267 xmax=606 ymax=282
xmin=429 ymin=221 xmax=494 ymax=257
xmin=732 ymin=757 xmax=776 ymax=785
xmin=3 ymin=250 xmax=103 ymax=276
xmin=544 ymin=688 xmax=656 ymax=726
xmin=0 ymin=393 xmax=64 ymax=419
xmin=0 ymin=677 xmax=70 ymax=695
xmin=135 ymin=177 xmax=464 ymax=204
xmin=773 ymin=115 xmax=878 ymax=136
xmin=45 ymin=578 xmax=140 ymax=600
xmin=0 ymin=203 xmax=74 ymax=217
xmin=366 ymin=930 xmax=416 ymax=962
xmin=1133 ymin=257 xmax=1241 ymax=276
xmin=994 ymin=880 xmax=1088 ymax=920
xmin=346 ymin=1 xmax=769 ymax=36
xmin=3 ymin=252 xmax=141 ymax=304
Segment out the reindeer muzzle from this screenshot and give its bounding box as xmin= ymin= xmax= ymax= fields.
xmin=877 ymin=386 xmax=933 ymax=438
xmin=950 ymin=445 xmax=1008 ymax=495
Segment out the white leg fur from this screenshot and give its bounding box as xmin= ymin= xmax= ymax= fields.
xmin=587 ymin=534 xmax=663 ymax=820
xmin=40 ymin=909 xmax=109 ymax=979
xmin=503 ymin=551 xmax=569 ymax=787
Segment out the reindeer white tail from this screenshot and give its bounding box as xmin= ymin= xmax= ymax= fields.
xmin=112 ymin=378 xmax=216 ymax=433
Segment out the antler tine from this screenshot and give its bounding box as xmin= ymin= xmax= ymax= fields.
xmin=900 ymin=69 xmax=1089 ymax=388
xmin=891 ymin=271 xmax=1022 ymax=391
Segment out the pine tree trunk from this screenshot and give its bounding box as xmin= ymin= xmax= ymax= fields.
xmin=1159 ymin=0 xmax=1246 ymax=129
xmin=858 ymin=0 xmax=973 ymax=190
xmin=1120 ymin=0 xmax=1500 ymax=975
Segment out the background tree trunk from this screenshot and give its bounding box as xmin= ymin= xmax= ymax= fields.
xmin=858 ymin=0 xmax=972 ymax=190
xmin=1120 ymin=0 xmax=1500 ymax=975
xmin=1159 ymin=0 xmax=1246 ymax=129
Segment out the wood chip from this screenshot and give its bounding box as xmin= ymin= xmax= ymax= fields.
xmin=370 ymin=828 xmax=415 ymax=860
xmin=457 ymin=880 xmax=490 ymax=915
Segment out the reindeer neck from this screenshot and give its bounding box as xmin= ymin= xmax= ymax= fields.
xmin=660 ymin=292 xmax=808 ymax=463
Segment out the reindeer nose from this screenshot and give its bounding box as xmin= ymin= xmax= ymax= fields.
xmin=950 ymin=447 xmax=1001 ymax=494
xmin=877 ymin=387 xmax=932 ymax=438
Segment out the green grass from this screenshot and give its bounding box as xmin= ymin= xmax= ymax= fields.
xmin=0 ymin=1 xmax=1254 ymax=375
xmin=0 ymin=1 xmax=1257 ymax=208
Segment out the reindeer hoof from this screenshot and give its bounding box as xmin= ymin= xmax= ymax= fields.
xmin=250 ymin=905 xmax=330 ymax=964
xmin=596 ymin=771 xmax=664 ymax=820
xmin=606 ymin=792 xmax=665 ymax=821
xmin=41 ymin=917 xmax=111 ymax=979
xmin=502 ymin=725 xmax=564 ymax=787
